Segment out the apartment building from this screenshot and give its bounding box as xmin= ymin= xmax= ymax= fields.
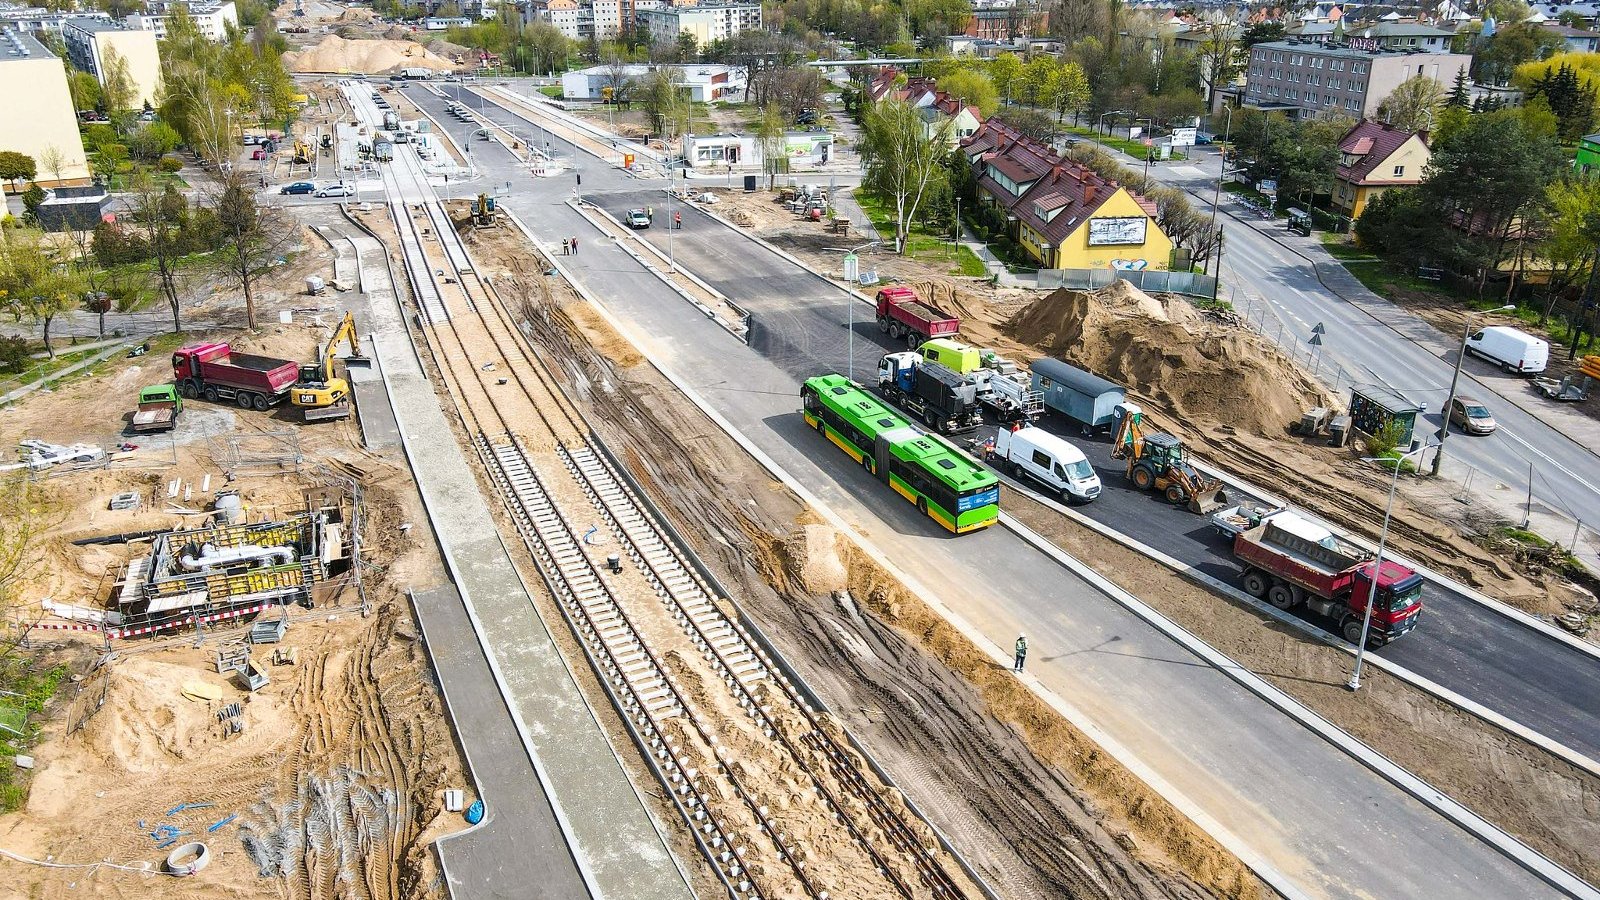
xmin=61 ymin=18 xmax=163 ymax=109
xmin=0 ymin=25 xmax=91 ymax=188
xmin=638 ymin=1 xmax=761 ymax=49
xmin=126 ymin=1 xmax=238 ymax=41
xmin=1244 ymin=40 xmax=1471 ymax=119
xmin=1289 ymin=21 xmax=1456 ymax=53
xmin=0 ymin=6 xmax=112 ymax=33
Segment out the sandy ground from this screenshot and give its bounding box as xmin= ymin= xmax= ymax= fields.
xmin=0 ymin=329 xmax=465 ymax=899
xmin=284 ymin=36 xmax=458 ymax=76
xmin=458 ymin=220 xmax=1257 ymax=898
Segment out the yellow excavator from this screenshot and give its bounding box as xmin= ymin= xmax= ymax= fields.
xmin=291 ymin=311 xmax=368 ymax=422
xmin=292 ymin=139 xmax=314 ymax=166
xmin=1110 ymin=402 xmax=1228 ymax=514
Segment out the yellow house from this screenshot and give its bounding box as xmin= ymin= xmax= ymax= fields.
xmin=1332 ymin=120 xmax=1429 ymax=220
xmin=964 ymin=120 xmax=1173 ymax=270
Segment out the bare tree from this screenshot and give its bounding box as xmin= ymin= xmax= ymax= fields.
xmin=38 ymin=145 xmax=68 ymax=188
xmin=126 ymin=172 xmax=190 ymax=332
xmin=211 ymin=170 xmax=295 ymax=330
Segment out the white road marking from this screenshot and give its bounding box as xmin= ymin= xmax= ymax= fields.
xmin=1167 ymin=166 xmax=1207 ymax=178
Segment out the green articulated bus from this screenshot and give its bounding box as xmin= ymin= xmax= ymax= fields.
xmin=802 ymin=373 xmax=1000 ymax=533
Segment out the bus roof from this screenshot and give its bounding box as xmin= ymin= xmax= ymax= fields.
xmin=893 ymin=432 xmax=996 ymax=491
xmin=806 ymin=374 xmax=907 ymax=436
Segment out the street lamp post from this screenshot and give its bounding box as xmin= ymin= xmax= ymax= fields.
xmin=1432 ymin=305 xmax=1516 ymax=476
xmin=843 ymin=239 xmax=882 ymax=382
xmin=1348 ymin=440 xmax=1435 ymax=691
xmin=1207 ymin=104 xmax=1236 ymax=252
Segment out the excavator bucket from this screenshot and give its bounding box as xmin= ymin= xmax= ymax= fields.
xmin=1187 ymin=481 xmax=1229 ymax=516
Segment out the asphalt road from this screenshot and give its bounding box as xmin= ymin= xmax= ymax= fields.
xmin=1148 ymin=152 xmax=1600 ymax=562
xmin=405 ymin=82 xmax=1576 ymax=898
xmin=598 ymin=184 xmax=1600 ymax=764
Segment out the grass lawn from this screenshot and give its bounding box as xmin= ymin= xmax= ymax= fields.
xmin=538 ymin=85 xmax=562 ymax=99
xmin=1062 ymin=125 xmax=1187 ymax=161
xmin=104 ymin=171 xmax=187 ymax=191
xmin=855 ymin=192 xmax=990 ymax=276
xmin=0 ymin=344 xmax=108 ymax=395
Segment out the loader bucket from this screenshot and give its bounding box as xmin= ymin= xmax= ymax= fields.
xmin=1187 ymin=483 xmax=1229 ymax=516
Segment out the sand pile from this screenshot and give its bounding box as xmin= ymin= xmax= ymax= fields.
xmin=284 ymin=35 xmax=457 ymax=74
xmin=782 ymin=524 xmax=847 ymax=594
xmin=1004 ymin=281 xmax=1334 ymax=436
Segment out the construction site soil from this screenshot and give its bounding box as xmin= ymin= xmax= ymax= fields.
xmin=0 ymin=328 xmax=465 ymax=899
xmin=704 ymin=187 xmax=1600 ymax=881
xmin=283 ymin=36 xmax=457 ymax=76
xmin=457 ymin=219 xmax=1259 ymax=899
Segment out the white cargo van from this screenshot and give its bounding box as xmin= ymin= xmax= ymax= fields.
xmin=992 ymin=426 xmax=1101 ymax=503
xmin=1465 ymin=325 xmax=1548 ymax=374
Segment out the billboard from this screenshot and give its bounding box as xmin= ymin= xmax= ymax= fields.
xmin=1171 ymin=127 xmax=1197 ymax=147
xmin=1087 ymin=217 xmax=1148 ymax=246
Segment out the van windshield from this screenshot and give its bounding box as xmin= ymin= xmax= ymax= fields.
xmin=1062 ymin=459 xmax=1094 ymax=480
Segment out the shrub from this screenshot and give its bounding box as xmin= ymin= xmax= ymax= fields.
xmin=157 ymin=156 xmax=184 ymax=173
xmin=0 ymin=335 xmax=32 ymax=373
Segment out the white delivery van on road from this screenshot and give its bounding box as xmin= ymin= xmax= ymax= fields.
xmin=991 ymin=426 xmax=1102 ymax=503
xmin=1465 ymin=325 xmax=1548 ymax=374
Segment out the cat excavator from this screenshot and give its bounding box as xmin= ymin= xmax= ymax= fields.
xmin=291 ymin=311 xmax=368 ymax=422
xmin=1110 ymin=402 xmax=1228 ymax=514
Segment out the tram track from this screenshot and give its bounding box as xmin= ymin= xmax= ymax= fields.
xmin=373 ymin=137 xmax=979 ymax=898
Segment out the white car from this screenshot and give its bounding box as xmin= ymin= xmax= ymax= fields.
xmin=315 ymin=184 xmax=352 ymax=198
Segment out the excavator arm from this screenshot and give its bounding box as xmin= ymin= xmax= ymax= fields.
xmin=291 ymin=312 xmax=367 ymax=409
xmin=1109 ymin=403 xmax=1145 ymax=461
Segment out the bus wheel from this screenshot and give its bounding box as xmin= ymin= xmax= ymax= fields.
xmin=916 ymin=497 xmax=928 ymax=515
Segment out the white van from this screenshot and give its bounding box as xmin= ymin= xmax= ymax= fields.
xmin=1466 ymin=325 xmax=1548 ymax=374
xmin=992 ymin=426 xmax=1101 ymax=503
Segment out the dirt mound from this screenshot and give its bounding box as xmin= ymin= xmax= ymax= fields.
xmin=283 ymin=35 xmax=457 ymax=74
xmin=1004 ymin=283 xmax=1333 ymax=437
xmin=782 ymin=524 xmax=847 ymax=594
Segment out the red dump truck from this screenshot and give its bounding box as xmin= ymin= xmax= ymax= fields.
xmin=875 ymin=286 xmax=959 ymax=350
xmin=1233 ymin=511 xmax=1423 ymax=646
xmin=172 ymin=342 xmax=299 ymax=411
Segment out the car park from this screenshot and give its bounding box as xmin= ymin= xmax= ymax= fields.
xmin=315 ymin=184 xmax=352 ymax=198
xmin=280 ymin=181 xmax=315 ymax=195
xmin=1448 ymin=396 xmax=1498 ymax=435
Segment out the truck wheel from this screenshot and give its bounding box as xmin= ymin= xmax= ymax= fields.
xmin=907 ymin=333 xmax=923 ymax=350
xmin=252 ymin=394 xmax=271 ymax=412
xmin=203 ymin=386 xmax=220 ymax=403
xmin=1342 ymin=618 xmax=1367 ymax=646
xmin=1131 ymin=467 xmax=1154 ymax=490
xmin=1240 ymin=570 xmax=1270 ymax=598
xmin=1164 ymin=484 xmax=1187 ymax=505
xmin=177 ymin=381 xmax=197 ymax=399
xmin=877 ymin=316 xmax=890 ymax=333
xmin=237 ymin=393 xmax=255 ymax=410
xmin=1267 ymin=583 xmax=1298 ymax=610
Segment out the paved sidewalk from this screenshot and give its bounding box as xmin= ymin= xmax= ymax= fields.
xmin=0 ymin=341 xmax=133 ymax=406
xmin=412 ymin=584 xmax=593 ymax=900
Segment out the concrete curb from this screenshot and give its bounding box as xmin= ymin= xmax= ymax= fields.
xmin=505 ymin=207 xmax=1315 ymax=899
xmin=564 ymin=200 xmax=749 ymax=342
xmin=995 ymin=468 xmax=1600 ymax=779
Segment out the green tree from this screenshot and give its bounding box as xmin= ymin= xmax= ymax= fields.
xmin=988 ymin=52 xmax=1022 ymax=105
xmin=1197 ymin=22 xmax=1242 ymax=102
xmin=1420 ymin=109 xmax=1562 ymax=292
xmin=212 ymin=171 xmax=291 ymax=330
xmin=861 ymin=98 xmax=953 ymax=254
xmin=127 ymin=121 xmax=182 ymax=161
xmin=1378 ymin=75 xmax=1444 ymax=132
xmin=66 ymin=69 xmax=100 ymax=112
xmin=757 ymin=103 xmax=788 ymax=187
xmin=0 ymin=228 xmax=87 ymax=357
xmin=1528 ymin=62 xmax=1597 ymax=142
xmin=1018 ymin=54 xmax=1060 ymax=108
xmin=1445 ymin=68 xmax=1472 ymax=109
xmin=1241 ymin=21 xmax=1286 ymax=49
xmin=99 ymin=45 xmax=137 ymax=116
xmin=126 ymin=173 xmax=190 ymax=332
xmin=1045 ymin=61 xmax=1091 ymax=122
xmin=1539 ymin=176 xmax=1600 ymax=322
xmin=638 ymin=66 xmax=690 ymax=139
xmin=0 ymin=151 xmax=36 ymax=193
xmin=992 ymin=106 xmax=1059 ymax=142
xmin=939 ymin=68 xmax=999 ymax=118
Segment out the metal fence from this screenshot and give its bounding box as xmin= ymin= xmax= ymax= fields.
xmin=1022 ymin=268 xmax=1219 ymax=298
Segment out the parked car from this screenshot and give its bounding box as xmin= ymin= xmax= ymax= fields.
xmin=1195 ymin=131 xmax=1215 ymax=145
xmin=251 ymin=149 xmax=267 ymax=160
xmin=1465 ymin=325 xmax=1549 ymax=374
xmin=626 ymin=208 xmax=652 ymax=228
xmin=139 ymin=110 xmax=157 ymax=122
xmin=280 ymin=181 xmax=315 ymax=195
xmin=242 ymin=133 xmax=261 ymax=146
xmin=315 ymin=183 xmax=352 ymax=198
xmin=1448 ymin=396 xmax=1498 ymax=435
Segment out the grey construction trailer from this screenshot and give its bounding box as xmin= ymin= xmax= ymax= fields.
xmin=1029 ymin=358 xmax=1125 ymax=433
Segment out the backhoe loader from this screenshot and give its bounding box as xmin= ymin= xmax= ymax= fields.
xmin=1110 ymin=403 xmax=1228 ymax=514
xmin=291 ymin=311 xmax=368 ymax=422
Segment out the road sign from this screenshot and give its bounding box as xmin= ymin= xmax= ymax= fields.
xmin=1309 ymin=333 xmax=1323 ymax=346
xmin=1171 ymin=126 xmax=1197 ymax=147
xmin=843 ymin=253 xmax=859 ymax=283
xmin=1312 ymin=322 xmax=1326 ymax=335
xmin=1258 ymin=179 xmax=1278 ymax=196
xmin=623 ymin=153 xmax=635 ymax=168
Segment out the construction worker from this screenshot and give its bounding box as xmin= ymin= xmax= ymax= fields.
xmin=1013 ymin=635 xmax=1027 ymax=673
xmin=674 ymin=210 xmax=682 ymax=229
xmin=561 ymin=238 xmax=570 ymax=255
